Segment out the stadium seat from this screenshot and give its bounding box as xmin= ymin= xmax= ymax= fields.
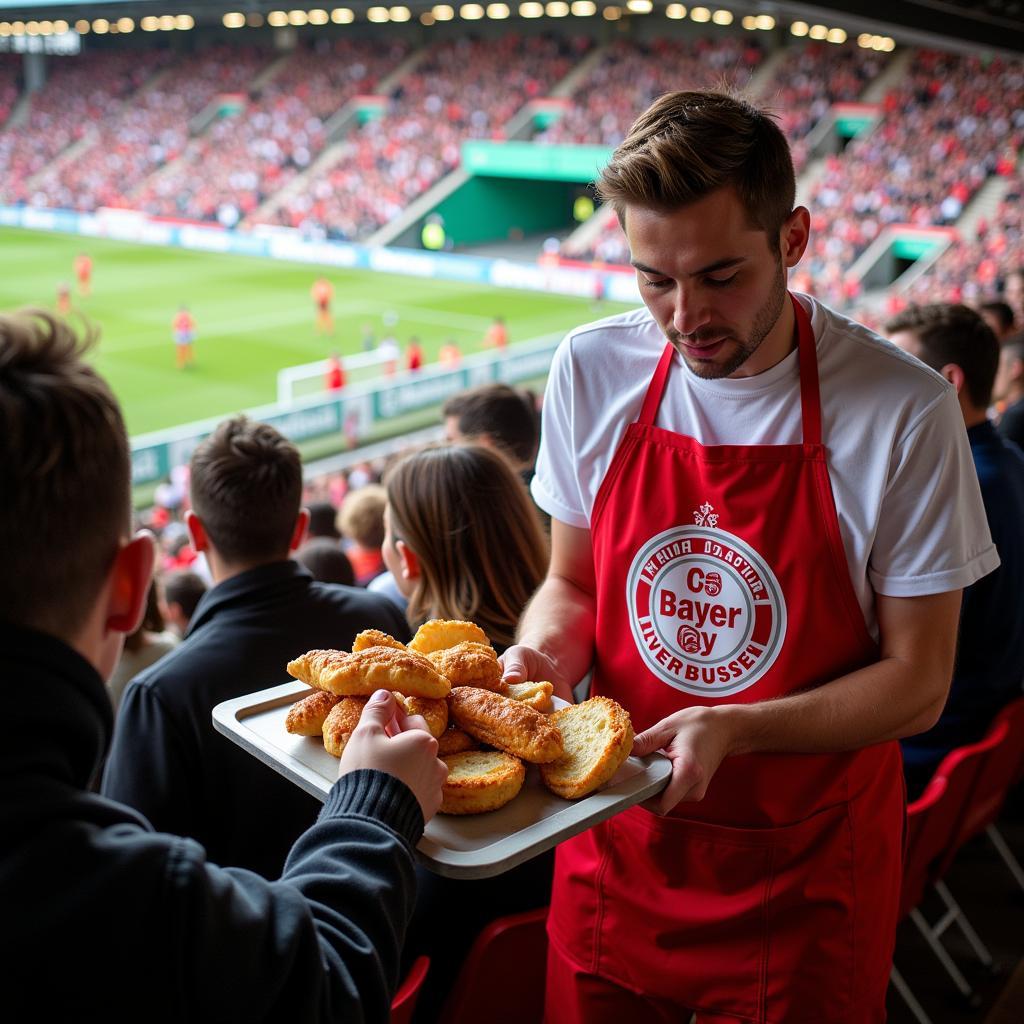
xmin=391 ymin=956 xmax=430 ymax=1024
xmin=438 ymin=906 xmax=548 ymax=1024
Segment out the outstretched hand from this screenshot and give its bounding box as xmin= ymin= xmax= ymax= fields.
xmin=499 ymin=645 xmax=575 ymax=703
xmin=632 ymin=706 xmax=733 ymax=816
xmin=339 ymin=690 xmax=449 ymax=822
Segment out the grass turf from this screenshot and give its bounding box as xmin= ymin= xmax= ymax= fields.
xmin=0 ymin=226 xmax=632 ymax=437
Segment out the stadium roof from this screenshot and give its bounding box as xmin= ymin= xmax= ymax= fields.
xmin=0 ymin=0 xmax=1020 ymax=54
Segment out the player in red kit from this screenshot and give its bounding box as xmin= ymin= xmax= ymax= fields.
xmin=173 ymin=306 xmax=196 ymax=370
xmin=74 ymin=253 xmax=93 ymax=297
xmin=312 ymin=278 xmax=334 ymax=336
xmin=325 ymin=352 xmax=346 ymax=392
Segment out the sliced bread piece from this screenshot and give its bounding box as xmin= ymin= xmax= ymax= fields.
xmin=440 ymin=750 xmax=526 ymax=814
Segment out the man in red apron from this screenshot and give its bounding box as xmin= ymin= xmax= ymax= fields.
xmin=502 ymin=91 xmax=996 ymax=1022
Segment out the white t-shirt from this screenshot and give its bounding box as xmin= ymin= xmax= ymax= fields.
xmin=532 ymin=293 xmax=998 ymax=638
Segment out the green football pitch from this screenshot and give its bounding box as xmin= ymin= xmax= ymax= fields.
xmin=0 ymin=227 xmax=633 ymax=437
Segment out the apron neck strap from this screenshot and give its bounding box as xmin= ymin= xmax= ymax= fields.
xmin=637 ymin=293 xmax=823 ymax=447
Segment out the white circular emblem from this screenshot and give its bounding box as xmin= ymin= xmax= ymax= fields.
xmin=626 ymin=523 xmax=787 ymax=697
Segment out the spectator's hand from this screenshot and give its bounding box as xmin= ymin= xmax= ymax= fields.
xmin=338 ymin=689 xmax=448 ymax=822
xmin=499 ymin=645 xmax=574 ymax=703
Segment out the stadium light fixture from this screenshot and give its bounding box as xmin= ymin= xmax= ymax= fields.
xmin=40 ymin=20 xmax=54 ymax=34
xmin=391 ymin=6 xmax=412 ymax=19
xmin=141 ymin=15 xmax=159 ymax=29
xmin=222 ymin=11 xmax=245 ymax=27
xmin=331 ymin=8 xmax=354 ymax=23
xmin=288 ymin=10 xmax=309 ymax=25
xmin=827 ymin=27 xmax=846 ymax=43
xmin=666 ymin=4 xmax=687 ymax=18
xmin=461 ymin=3 xmax=484 ymax=16
xmin=808 ymin=23 xmax=827 ymax=39
xmin=756 ymin=14 xmax=773 ymax=29
xmin=268 ymin=10 xmax=289 ymax=25
xmin=571 ymin=0 xmax=596 ymax=13
xmin=421 ymin=10 xmax=435 ymax=20
xmin=626 ymin=0 xmax=652 ymax=12
xmin=11 ymin=20 xmax=25 ymax=33
xmin=487 ymin=2 xmax=511 ymax=17
xmin=519 ymin=1 xmax=544 ymax=15
xmin=92 ymin=18 xmax=109 ymax=32
xmin=432 ymin=3 xmax=455 ymax=18
xmin=790 ymin=20 xmax=808 ymax=36
xmin=690 ymin=6 xmax=710 ymax=22
xmin=54 ymin=19 xmax=69 ymax=32
xmin=0 ymin=23 xmax=8 ymax=36
xmin=308 ymin=9 xmax=330 ymax=24
xmin=74 ymin=18 xmax=89 ymax=32
xmin=547 ymin=1 xmax=570 ymax=15
xmin=367 ymin=6 xmax=391 ymax=20
xmin=712 ymin=8 xmax=732 ymax=24
xmin=176 ymin=14 xmax=195 ymax=29
xmin=741 ymin=14 xmax=755 ymax=29
xmin=881 ymin=37 xmax=896 ymax=50
xmin=603 ymin=5 xmax=621 ymax=18
xmin=117 ymin=17 xmax=134 ymax=31
xmin=25 ymin=20 xmax=37 ymax=34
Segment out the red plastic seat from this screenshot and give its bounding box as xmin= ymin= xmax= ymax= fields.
xmin=991 ymin=696 xmax=1024 ymax=789
xmin=898 ymin=775 xmax=951 ymax=922
xmin=391 ymin=956 xmax=430 ymax=1024
xmin=438 ymin=906 xmax=548 ymax=1024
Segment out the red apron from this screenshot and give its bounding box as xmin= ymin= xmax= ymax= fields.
xmin=547 ymin=296 xmax=904 ymax=1023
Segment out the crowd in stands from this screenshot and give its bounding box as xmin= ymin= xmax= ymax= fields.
xmin=136 ymin=38 xmax=410 ymax=226
xmin=0 ymin=55 xmax=21 ymax=128
xmin=264 ymin=34 xmax=590 ymax=239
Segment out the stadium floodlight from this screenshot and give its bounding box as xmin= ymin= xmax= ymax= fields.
xmin=140 ymin=15 xmax=158 ymax=30
xmin=222 ymin=12 xmax=245 ymax=27
xmin=790 ymin=20 xmax=808 ymax=36
xmin=0 ymin=23 xmax=8 ymax=36
xmin=308 ymin=9 xmax=330 ymax=24
xmin=827 ymin=27 xmax=846 ymax=43
xmin=54 ymin=19 xmax=69 ymax=32
xmin=267 ymin=10 xmax=288 ymax=25
xmin=25 ymin=21 xmax=37 ymax=34
xmin=390 ymin=6 xmax=412 ymax=20
xmin=176 ymin=15 xmax=195 ymax=29
xmin=487 ymin=3 xmax=511 ymax=17
xmin=74 ymin=18 xmax=89 ymax=32
xmin=547 ymin=1 xmax=570 ymax=15
xmin=880 ymin=36 xmax=895 ymax=50
xmin=159 ymin=15 xmax=176 ymax=29
xmin=741 ymin=14 xmax=755 ymax=29
xmin=117 ymin=17 xmax=134 ymax=32
xmin=11 ymin=20 xmax=25 ymax=33
xmin=666 ymin=4 xmax=686 ymax=18
xmin=756 ymin=14 xmax=774 ymax=29
xmin=432 ymin=3 xmax=455 ymax=18
xmin=288 ymin=10 xmax=309 ymax=25
xmin=603 ymin=5 xmax=621 ymax=18
xmin=519 ymin=1 xmax=543 ymax=15
xmin=689 ymin=6 xmax=710 ymax=22
xmin=460 ymin=3 xmax=484 ymax=17
xmin=421 ymin=10 xmax=435 ymax=20
xmin=626 ymin=0 xmax=652 ymax=13
xmin=331 ymin=8 xmax=355 ymax=22
xmin=712 ymin=8 xmax=732 ymax=24
xmin=92 ymin=18 xmax=109 ymax=32
xmin=571 ymin=1 xmax=596 ymax=14
xmin=808 ymin=23 xmax=827 ymax=39
xmin=367 ymin=6 xmax=390 ymax=20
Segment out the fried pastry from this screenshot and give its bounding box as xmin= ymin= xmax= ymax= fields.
xmin=393 ymin=692 xmax=449 ymax=738
xmin=436 ymin=725 xmax=479 ymax=757
xmin=427 ymin=642 xmax=505 ymax=693
xmin=440 ymin=750 xmax=526 ymax=815
xmin=352 ymin=629 xmax=407 ymax=653
xmin=285 ymin=690 xmax=341 ymax=736
xmin=540 ymin=697 xmax=634 ymax=799
xmin=505 ymin=681 xmax=554 ymax=712
xmin=408 ymin=619 xmax=489 ymax=655
xmin=448 ymin=686 xmax=564 ymax=764
xmin=322 ymin=696 xmax=368 ymax=757
xmin=288 ymin=646 xmax=451 ymax=699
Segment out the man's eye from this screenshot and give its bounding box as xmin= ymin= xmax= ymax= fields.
xmin=642 ymin=277 xmax=670 ymax=289
xmin=706 ymin=274 xmax=737 ymax=287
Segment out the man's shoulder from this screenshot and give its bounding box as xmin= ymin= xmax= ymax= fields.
xmin=562 ymin=306 xmax=658 ymax=355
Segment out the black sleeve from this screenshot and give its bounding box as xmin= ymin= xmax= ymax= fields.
xmin=101 ymin=679 xmax=202 ymax=841
xmin=167 ymin=770 xmax=424 ymax=1022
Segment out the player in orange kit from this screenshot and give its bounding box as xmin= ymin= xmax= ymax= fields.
xmin=56 ymin=282 xmax=71 ymax=315
xmin=483 ymin=316 xmax=508 ymax=351
xmin=324 ymin=352 xmax=346 ymax=392
xmin=311 ymin=277 xmax=334 ymax=336
xmin=173 ymin=306 xmax=196 ymax=369
xmin=74 ymin=253 xmax=93 ymax=297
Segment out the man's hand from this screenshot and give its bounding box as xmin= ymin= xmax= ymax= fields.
xmin=499 ymin=645 xmax=575 ymax=703
xmin=632 ymin=706 xmax=734 ymax=815
xmin=339 ymin=690 xmax=449 ymax=822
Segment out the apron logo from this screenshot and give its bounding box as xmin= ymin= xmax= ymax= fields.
xmin=626 ymin=521 xmax=787 ymax=697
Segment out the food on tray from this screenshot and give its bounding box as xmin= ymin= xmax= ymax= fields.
xmin=322 ymin=696 xmax=369 ymax=757
xmin=287 ymin=646 xmax=451 ymax=699
xmin=436 ymin=725 xmax=479 ymax=757
xmin=448 ymin=686 xmax=564 ymax=764
xmin=352 ymin=629 xmax=407 ymax=653
xmin=505 ymin=681 xmax=554 ymax=712
xmin=408 ymin=618 xmax=489 ymax=655
xmin=427 ymin=642 xmax=506 ymax=693
xmin=394 ymin=692 xmax=449 ymax=738
xmin=440 ymin=750 xmax=526 ymax=815
xmin=285 ymin=690 xmax=341 ymax=736
xmin=540 ymin=697 xmax=635 ymax=800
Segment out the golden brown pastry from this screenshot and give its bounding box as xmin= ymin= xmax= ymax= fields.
xmin=540 ymin=697 xmax=635 ymax=799
xmin=428 ymin=642 xmax=505 ymax=693
xmin=285 ymin=690 xmax=341 ymax=736
xmin=436 ymin=725 xmax=479 ymax=757
xmin=408 ymin=619 xmax=489 ymax=655
xmin=505 ymin=681 xmax=554 ymax=712
xmin=393 ymin=692 xmax=449 ymax=738
xmin=322 ymin=696 xmax=368 ymax=757
xmin=352 ymin=629 xmax=407 ymax=653
xmin=287 ymin=646 xmax=451 ymax=700
xmin=448 ymin=686 xmax=564 ymax=764
xmin=440 ymin=750 xmax=526 ymax=815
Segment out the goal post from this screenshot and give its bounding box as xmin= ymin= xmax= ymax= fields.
xmin=277 ymin=350 xmax=392 ymax=406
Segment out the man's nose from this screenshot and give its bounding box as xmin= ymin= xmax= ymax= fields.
xmin=672 ymin=288 xmax=712 ymax=336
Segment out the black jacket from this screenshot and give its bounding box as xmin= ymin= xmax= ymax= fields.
xmin=102 ymin=560 xmax=410 ymax=878
xmin=0 ymin=622 xmax=422 ymax=1022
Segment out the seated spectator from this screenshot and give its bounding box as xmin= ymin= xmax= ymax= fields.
xmin=979 ymin=299 xmax=1017 ymax=343
xmin=994 ymin=333 xmax=1024 ymax=448
xmin=107 ymin=582 xmax=178 ymax=712
xmin=296 ymin=537 xmax=356 ymax=587
xmin=306 ymin=499 xmax=342 ymax=541
xmin=887 ymin=304 xmax=1024 ymax=796
xmin=381 ymin=444 xmax=551 ymax=1022
xmin=0 ymin=310 xmax=446 ymax=1018
xmin=337 ymin=483 xmax=388 ymax=586
xmin=102 ymin=416 xmax=410 ymax=878
xmin=158 ymin=569 xmax=208 ymax=638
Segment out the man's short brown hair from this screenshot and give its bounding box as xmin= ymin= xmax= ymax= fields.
xmin=597 ymin=90 xmax=796 ymax=249
xmin=0 ymin=310 xmax=130 ymax=638
xmin=189 ymin=416 xmax=302 ymax=565
xmin=442 ymin=383 xmax=539 ymax=466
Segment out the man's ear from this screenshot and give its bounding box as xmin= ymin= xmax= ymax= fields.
xmin=186 ymin=510 xmax=208 ymax=552
xmin=106 ymin=532 xmax=156 ymax=634
xmin=289 ymin=508 xmax=311 ymax=553
xmin=395 ymin=539 xmax=420 ymax=582
xmin=780 ymin=206 xmax=811 ymax=269
xmin=940 ymin=363 xmax=966 ymax=395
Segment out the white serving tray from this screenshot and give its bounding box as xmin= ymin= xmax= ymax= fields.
xmin=213 ymin=680 xmax=671 ymax=879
